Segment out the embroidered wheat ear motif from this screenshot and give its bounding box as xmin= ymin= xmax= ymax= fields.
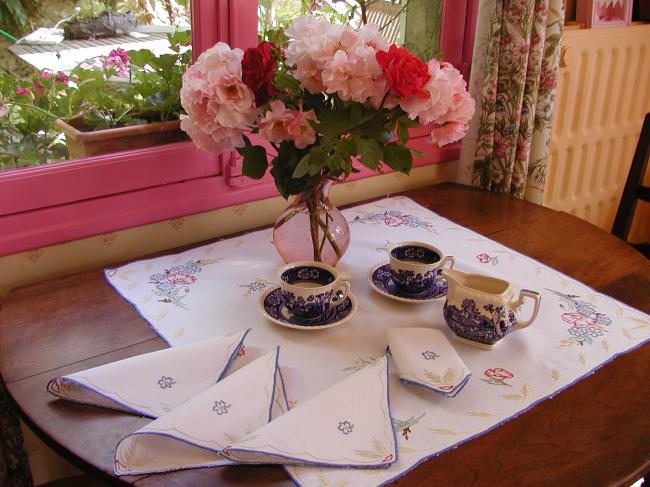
xmin=424 ymin=368 xmax=455 ymax=385
xmin=429 ymin=428 xmax=457 ymax=436
xmin=500 ymin=383 xmax=530 ymax=400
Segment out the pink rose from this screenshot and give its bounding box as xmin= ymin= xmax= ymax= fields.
xmin=180 ymin=42 xmax=256 ymax=154
xmin=166 ymin=273 xmax=197 ymax=285
xmin=286 ymin=108 xmax=317 ymax=149
xmin=258 ymin=100 xmax=293 ymax=143
xmin=258 ymin=101 xmax=317 ymax=149
xmin=562 ymin=312 xmax=596 ymax=328
xmin=428 ymin=122 xmax=468 ymax=146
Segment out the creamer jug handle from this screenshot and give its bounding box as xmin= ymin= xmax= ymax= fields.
xmin=514 ymin=290 xmax=541 ymax=329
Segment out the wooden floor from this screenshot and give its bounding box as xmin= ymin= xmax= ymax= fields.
xmin=8 ymin=32 xmax=171 ymax=72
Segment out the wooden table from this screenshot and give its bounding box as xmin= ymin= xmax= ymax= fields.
xmin=1 ymin=184 xmax=649 ymax=486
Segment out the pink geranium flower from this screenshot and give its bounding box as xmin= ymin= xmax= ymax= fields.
xmin=103 ymin=48 xmax=130 ymax=77
xmin=15 ymin=85 xmax=30 ymax=97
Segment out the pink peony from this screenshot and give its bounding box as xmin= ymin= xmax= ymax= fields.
xmin=180 ymin=42 xmax=257 ymax=154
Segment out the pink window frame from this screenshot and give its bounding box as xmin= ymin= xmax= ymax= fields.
xmin=0 ymin=0 xmax=478 ymax=257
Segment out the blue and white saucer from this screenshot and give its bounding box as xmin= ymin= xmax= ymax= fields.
xmin=259 ymin=285 xmax=357 ymax=330
xmin=368 ymin=262 xmax=448 ymax=304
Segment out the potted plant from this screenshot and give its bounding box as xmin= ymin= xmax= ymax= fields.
xmin=179 ymin=15 xmax=474 ymax=265
xmin=54 ymin=31 xmax=191 ymax=158
xmin=63 ymin=0 xmax=137 ymax=40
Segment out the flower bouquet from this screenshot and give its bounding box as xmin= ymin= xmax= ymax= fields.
xmin=180 ymin=15 xmax=474 ymax=265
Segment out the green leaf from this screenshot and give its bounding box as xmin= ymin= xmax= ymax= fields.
xmin=383 ymin=143 xmax=413 ymax=174
xmin=397 ymin=123 xmax=409 ymax=146
xmin=127 ymin=49 xmax=155 ymax=68
xmin=355 ymin=136 xmax=382 ymax=170
xmin=315 ymin=108 xmax=351 ymax=137
xmin=292 ymin=153 xmax=311 ymax=178
xmin=398 ymin=115 xmax=419 ymax=128
xmin=237 ymin=136 xmax=268 ymax=179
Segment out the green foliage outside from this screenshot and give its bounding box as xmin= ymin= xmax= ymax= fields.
xmin=0 ymin=31 xmax=191 ymax=169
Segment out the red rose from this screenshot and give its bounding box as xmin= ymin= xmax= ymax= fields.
xmin=241 ymin=41 xmax=278 ymax=106
xmin=375 ymin=45 xmax=430 ymax=99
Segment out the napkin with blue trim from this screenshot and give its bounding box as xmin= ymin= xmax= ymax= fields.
xmin=387 ymin=328 xmax=471 ymax=398
xmin=221 ymin=354 xmax=397 ymax=468
xmin=114 ymin=347 xmax=287 ymax=475
xmin=47 ymin=329 xmax=249 ymax=418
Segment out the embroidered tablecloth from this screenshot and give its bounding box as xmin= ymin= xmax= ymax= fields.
xmin=105 ymin=196 xmax=650 ymax=487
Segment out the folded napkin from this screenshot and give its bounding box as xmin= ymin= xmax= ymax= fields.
xmin=47 ymin=329 xmax=249 ymax=418
xmin=387 ymin=327 xmax=471 ymax=398
xmin=222 ymin=354 xmax=397 ymax=469
xmin=114 ymin=347 xmax=287 ymax=475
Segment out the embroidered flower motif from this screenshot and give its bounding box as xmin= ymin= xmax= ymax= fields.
xmin=481 ymin=368 xmax=513 ymax=387
xmin=392 ymin=413 xmax=425 ymax=441
xmin=476 ymin=253 xmax=491 ymax=263
xmin=350 ymin=210 xmax=436 ymax=233
xmin=337 ymin=420 xmax=354 ymax=435
xmin=166 ymin=272 xmax=197 ymax=285
xmin=422 ymin=351 xmax=440 ymax=360
xmin=149 ymin=259 xmax=221 ymax=309
xmin=212 ymin=400 xmax=231 ymax=415
xmin=384 ymin=215 xmax=405 ymax=227
xmin=239 ymin=278 xmax=272 ymax=297
xmin=549 ymin=289 xmax=612 ymax=347
xmin=237 ymin=345 xmax=246 ymax=357
xmin=157 ymin=376 xmax=176 ymax=389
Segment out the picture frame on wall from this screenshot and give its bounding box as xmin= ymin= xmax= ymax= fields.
xmin=576 ymin=0 xmax=633 ymax=27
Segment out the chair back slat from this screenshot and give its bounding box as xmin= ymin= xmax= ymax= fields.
xmin=612 ymin=112 xmax=650 ymax=240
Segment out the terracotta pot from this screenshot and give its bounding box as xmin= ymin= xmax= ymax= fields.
xmin=55 ymin=117 xmax=189 ymax=158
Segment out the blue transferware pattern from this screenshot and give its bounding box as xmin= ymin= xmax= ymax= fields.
xmin=264 ymin=287 xmax=353 ymax=327
xmin=372 ymin=264 xmax=447 ymax=301
xmin=390 ymin=245 xmax=440 ymax=264
xmin=280 ymin=265 xmax=337 ymax=318
xmin=443 ymin=298 xmax=517 ymax=346
xmin=280 ymin=266 xmax=335 ymax=286
xmin=281 ymin=289 xmax=335 ymax=319
xmin=389 ymin=245 xmax=442 ymax=293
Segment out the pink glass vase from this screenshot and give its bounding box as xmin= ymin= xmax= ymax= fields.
xmin=273 ymin=179 xmax=350 ymax=266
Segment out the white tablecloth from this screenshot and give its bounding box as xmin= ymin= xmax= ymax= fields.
xmin=106 ymin=196 xmax=650 ymax=486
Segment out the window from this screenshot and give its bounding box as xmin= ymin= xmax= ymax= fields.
xmin=0 ymin=0 xmax=477 ymax=256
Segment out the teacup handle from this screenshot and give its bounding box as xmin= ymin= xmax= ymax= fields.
xmin=514 ymin=290 xmax=541 ymax=329
xmin=438 ymin=255 xmax=455 ymax=271
xmin=332 ymin=280 xmax=350 ymax=303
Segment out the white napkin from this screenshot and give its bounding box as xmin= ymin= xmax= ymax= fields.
xmin=47 ymin=329 xmax=249 ymax=418
xmin=387 ymin=327 xmax=471 ymax=398
xmin=222 ymin=355 xmax=397 ymax=468
xmin=114 ymin=347 xmax=287 ymax=475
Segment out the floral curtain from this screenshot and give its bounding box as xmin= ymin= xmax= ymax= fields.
xmin=458 ymin=0 xmax=565 ymax=203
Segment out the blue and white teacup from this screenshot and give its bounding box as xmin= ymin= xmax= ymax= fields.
xmin=387 ymin=241 xmax=455 ymax=295
xmin=278 ymin=261 xmax=350 ymax=320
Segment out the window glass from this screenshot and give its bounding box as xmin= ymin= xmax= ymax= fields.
xmin=257 ymin=0 xmax=441 ymax=57
xmin=0 ymin=0 xmax=191 ymax=171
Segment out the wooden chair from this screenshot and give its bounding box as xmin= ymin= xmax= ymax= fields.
xmin=612 ymin=112 xmax=650 ymax=258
